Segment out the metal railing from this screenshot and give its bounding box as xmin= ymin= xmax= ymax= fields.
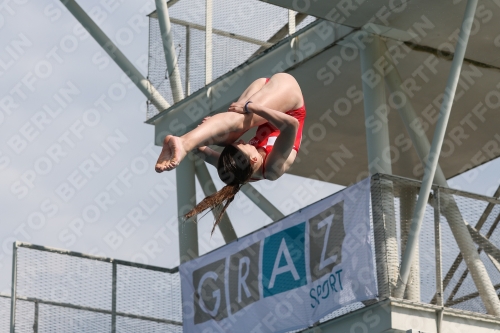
xmin=9 ymin=242 xmax=182 ymax=333
xmin=146 ymin=0 xmax=316 ymax=119
xmin=371 ymin=174 xmax=500 ymax=316
xmin=6 ymin=175 xmax=500 ymax=332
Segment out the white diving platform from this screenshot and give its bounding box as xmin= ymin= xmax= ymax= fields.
xmin=305 ymin=298 xmax=500 ymax=333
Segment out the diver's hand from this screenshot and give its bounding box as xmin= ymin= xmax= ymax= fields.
xmin=228 ymin=102 xmax=247 ymax=114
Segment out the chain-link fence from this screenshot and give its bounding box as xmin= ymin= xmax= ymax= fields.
xmin=9 ymin=243 xmax=182 ymax=333
xmin=0 ymin=295 xmax=10 ymax=332
xmin=146 ymin=0 xmax=316 ymax=119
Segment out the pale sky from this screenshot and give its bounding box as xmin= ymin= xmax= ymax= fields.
xmin=0 ymin=0 xmax=499 ymax=297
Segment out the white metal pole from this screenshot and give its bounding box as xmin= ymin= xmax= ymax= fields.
xmin=33 ymin=301 xmax=39 ymax=333
xmin=393 ymin=2 xmax=500 ymax=317
xmin=60 ymin=0 xmax=170 ymax=112
xmin=399 ymin=186 xmax=420 ymax=301
xmin=111 ymin=261 xmax=117 ymax=333
xmin=288 ymin=10 xmax=296 ymax=35
xmin=155 ymin=0 xmax=185 ymax=103
xmin=240 ymin=184 xmax=284 ymax=221
xmin=177 ymin=156 xmax=198 ymax=264
xmin=185 ymin=26 xmax=191 ymax=96
xmin=205 ymin=0 xmax=213 ymax=85
xmin=194 ymin=161 xmax=237 ymax=243
xmin=360 ymin=35 xmax=392 ymax=175
xmin=434 ymin=189 xmax=444 ymax=333
xmin=382 ymin=45 xmax=447 ymax=186
xmin=9 ymin=242 xmax=17 ymax=333
xmin=360 ymin=34 xmax=398 ymax=298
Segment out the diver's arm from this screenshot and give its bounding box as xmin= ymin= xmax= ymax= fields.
xmin=194 ymin=146 xmax=220 ymax=167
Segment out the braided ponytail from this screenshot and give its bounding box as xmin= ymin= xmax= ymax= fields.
xmin=185 ymin=145 xmax=253 ymax=234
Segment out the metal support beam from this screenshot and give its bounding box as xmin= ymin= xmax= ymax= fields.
xmin=393 ymin=0 xmax=500 ymax=316
xmin=176 ymin=155 xmax=198 ymax=264
xmin=441 ymin=209 xmax=500 ymax=305
xmin=194 ymin=160 xmax=237 ymax=243
xmin=437 ymin=185 xmax=500 ymax=301
xmin=449 ymin=225 xmax=500 ymax=300
xmin=446 ymin=283 xmax=500 ymax=308
xmin=155 ymin=0 xmax=184 ymax=103
xmin=240 ymin=184 xmax=284 ymax=221
xmin=60 ymin=0 xmax=170 ymax=112
xmin=205 ymin=0 xmax=213 ymax=85
xmin=382 ymin=42 xmax=447 ymax=186
xmin=467 ymin=224 xmax=500 ymax=267
xmin=484 ymin=210 xmax=500 ymax=239
xmin=488 ymin=253 xmax=500 ymax=273
xmin=360 ymin=35 xmax=392 ymax=175
xmin=400 ymin=186 xmax=420 ymax=301
xmin=360 ymin=35 xmax=398 ymax=298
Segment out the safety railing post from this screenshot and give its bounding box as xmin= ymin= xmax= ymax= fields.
xmin=155 ymin=0 xmax=185 ymax=103
xmin=370 ymin=175 xmax=397 ymax=299
xmin=185 ymin=25 xmax=191 ymax=96
xmin=205 ymin=0 xmax=213 ymax=85
xmin=111 ymin=261 xmax=117 ymax=333
xmin=33 ymin=301 xmax=39 ymax=333
xmin=10 ymin=242 xmax=18 ymax=333
xmin=434 ymin=188 xmax=444 ymax=332
xmin=288 ymin=10 xmax=295 ymax=35
xmin=400 ymin=186 xmax=420 ymax=301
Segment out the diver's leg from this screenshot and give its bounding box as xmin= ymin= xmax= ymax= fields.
xmin=245 ymin=73 xmax=304 ymax=113
xmin=155 ymin=74 xmax=303 ymax=172
xmin=155 ymin=112 xmax=253 ymax=172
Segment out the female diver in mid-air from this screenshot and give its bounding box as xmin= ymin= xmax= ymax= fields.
xmin=155 ymin=73 xmax=306 ymax=231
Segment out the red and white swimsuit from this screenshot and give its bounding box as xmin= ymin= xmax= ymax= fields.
xmin=247 ymin=78 xmax=306 ymax=180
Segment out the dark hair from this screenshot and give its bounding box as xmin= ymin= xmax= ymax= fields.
xmin=185 ymin=145 xmax=253 ymax=234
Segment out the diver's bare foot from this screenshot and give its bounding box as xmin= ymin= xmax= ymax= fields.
xmin=155 ymin=135 xmax=187 ymax=172
xmin=155 ymin=135 xmax=173 ymax=173
xmin=166 ymin=135 xmax=187 ymax=170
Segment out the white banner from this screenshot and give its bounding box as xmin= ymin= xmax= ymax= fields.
xmin=180 ymin=178 xmax=377 ymax=333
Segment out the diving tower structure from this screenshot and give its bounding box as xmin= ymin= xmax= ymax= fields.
xmin=51 ymin=0 xmax=500 ymax=332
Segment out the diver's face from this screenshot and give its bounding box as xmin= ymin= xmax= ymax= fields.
xmin=232 ymin=140 xmax=261 ymax=172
